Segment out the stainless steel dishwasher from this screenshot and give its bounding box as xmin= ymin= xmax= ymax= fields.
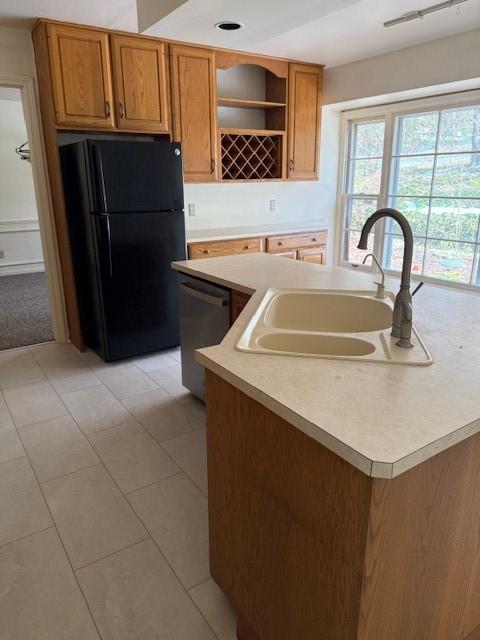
xmin=177 ymin=273 xmax=231 ymax=401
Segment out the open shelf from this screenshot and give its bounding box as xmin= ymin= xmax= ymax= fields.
xmin=217 ymin=96 xmax=286 ymax=110
xmin=219 ymin=127 xmax=285 ymax=136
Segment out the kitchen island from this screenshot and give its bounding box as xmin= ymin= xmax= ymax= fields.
xmin=172 ymin=253 xmax=480 ymax=640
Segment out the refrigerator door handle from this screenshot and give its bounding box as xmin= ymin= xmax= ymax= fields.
xmin=100 ymin=215 xmax=113 ymax=278
xmin=178 ymin=283 xmax=229 ymax=307
xmin=93 ymin=145 xmax=108 ymax=211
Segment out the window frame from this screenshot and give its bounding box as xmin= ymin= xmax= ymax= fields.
xmin=336 ymin=90 xmax=480 ymax=293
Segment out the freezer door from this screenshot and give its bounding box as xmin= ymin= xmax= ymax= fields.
xmin=93 ymin=210 xmax=186 ymax=361
xmin=89 ymin=140 xmax=184 ymax=213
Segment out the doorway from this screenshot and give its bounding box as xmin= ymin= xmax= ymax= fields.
xmin=0 ymin=86 xmax=53 ymax=349
xmin=0 ymin=77 xmax=67 ymax=349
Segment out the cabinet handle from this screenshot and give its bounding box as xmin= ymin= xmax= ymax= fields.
xmin=211 ymin=158 xmax=216 ymax=173
xmin=104 ymin=101 xmax=111 ymax=117
xmin=119 ymin=102 xmax=125 ymax=119
xmin=289 ymin=159 xmax=295 ymax=171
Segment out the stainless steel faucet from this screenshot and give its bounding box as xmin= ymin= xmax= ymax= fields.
xmin=362 ymin=253 xmax=386 ymax=299
xmin=358 ymin=208 xmax=414 ymax=349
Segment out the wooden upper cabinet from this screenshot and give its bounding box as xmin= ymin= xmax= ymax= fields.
xmin=287 ymin=63 xmax=323 ymax=180
xmin=170 ymin=44 xmax=217 ymax=182
xmin=47 ymin=24 xmax=114 ymax=128
xmin=110 ymin=35 xmax=170 ymax=133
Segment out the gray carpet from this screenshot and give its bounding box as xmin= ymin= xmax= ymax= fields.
xmin=0 ymin=272 xmax=54 ymax=350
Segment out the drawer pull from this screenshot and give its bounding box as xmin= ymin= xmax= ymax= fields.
xmin=312 ymin=237 xmax=317 ymax=242
xmin=203 ymin=249 xmax=210 ymax=254
xmin=277 ymin=241 xmax=283 ymax=246
xmin=244 ymin=245 xmax=250 ymax=250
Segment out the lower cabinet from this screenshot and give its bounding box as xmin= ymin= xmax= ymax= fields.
xmin=298 ymin=246 xmax=326 ymax=265
xmin=230 ymin=290 xmax=252 ymax=325
xmin=187 ymin=230 xmax=328 ymax=263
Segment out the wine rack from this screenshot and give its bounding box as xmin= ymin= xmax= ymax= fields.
xmin=220 ymin=129 xmax=284 ymax=180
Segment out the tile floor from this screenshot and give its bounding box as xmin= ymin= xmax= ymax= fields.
xmin=0 ymin=341 xmax=237 ymax=640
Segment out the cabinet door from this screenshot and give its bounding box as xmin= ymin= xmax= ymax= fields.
xmin=287 ymin=63 xmax=322 ymax=180
xmin=47 ymin=24 xmax=114 ymax=128
xmin=111 ymin=35 xmax=170 ymax=133
xmin=170 ymin=45 xmax=218 ymax=182
xmin=298 ymin=246 xmax=326 ymax=265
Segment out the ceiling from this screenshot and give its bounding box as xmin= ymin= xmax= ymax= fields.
xmin=0 ymin=0 xmax=479 ymax=66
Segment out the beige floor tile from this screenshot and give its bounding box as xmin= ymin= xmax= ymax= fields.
xmin=88 ymin=421 xmax=180 ymax=493
xmin=147 ymin=366 xmax=206 ymax=423
xmin=95 ymin=362 xmax=158 ymax=400
xmin=0 ymin=427 xmax=25 ymax=464
xmin=0 ymin=457 xmax=52 ymax=545
xmin=132 ymin=350 xmax=178 ymax=373
xmin=0 ymin=349 xmax=45 ymax=389
xmin=0 ymin=392 xmax=25 ymax=463
xmin=30 ymin=341 xmax=84 ymax=366
xmin=77 ymin=539 xmax=215 ymax=640
xmin=190 ymin=579 xmax=238 ymax=640
xmin=61 ymin=385 xmax=130 ymax=434
xmin=0 ymin=391 xmax=14 ymax=429
xmin=42 ymin=359 xmax=101 ymax=395
xmin=3 ymin=381 xmax=66 ymax=428
xmin=148 ymin=364 xmax=184 ymax=396
xmin=128 ymin=473 xmax=209 ymax=589
xmin=123 ymin=388 xmax=202 ymax=443
xmin=162 ymin=428 xmax=208 ymax=495
xmin=0 ymin=528 xmax=99 ymax=640
xmin=18 ymin=415 xmax=100 ymax=482
xmin=43 ymin=464 xmax=147 ymax=568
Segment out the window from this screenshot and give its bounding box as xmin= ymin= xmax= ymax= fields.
xmin=340 ymin=99 xmax=480 ymax=289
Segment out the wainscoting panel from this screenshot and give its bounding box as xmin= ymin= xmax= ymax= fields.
xmin=0 ymin=218 xmax=45 ymax=276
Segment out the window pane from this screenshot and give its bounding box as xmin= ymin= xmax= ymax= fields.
xmin=346 ymin=198 xmax=378 ymax=230
xmin=428 ymin=198 xmax=480 ymax=242
xmin=396 ymin=112 xmax=438 ymax=155
xmin=390 ymin=156 xmax=434 ymax=196
xmin=383 ymin=234 xmax=425 ymax=274
xmin=433 ymin=153 xmax=480 ymax=198
xmin=349 ymin=159 xmax=382 ymax=194
xmin=387 ymin=197 xmax=429 ymax=236
xmin=345 ymin=230 xmax=374 ymax=264
xmin=438 ymin=107 xmax=480 ymax=153
xmin=352 ymin=121 xmax=385 ymax=158
xmin=424 ymin=239 xmax=474 ymax=283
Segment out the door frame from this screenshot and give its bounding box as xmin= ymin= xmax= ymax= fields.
xmin=0 ymin=73 xmax=68 ymax=342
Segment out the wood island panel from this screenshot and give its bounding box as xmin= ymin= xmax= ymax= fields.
xmin=206 ymin=370 xmax=480 ymax=640
xmin=206 ymin=370 xmax=373 ymax=640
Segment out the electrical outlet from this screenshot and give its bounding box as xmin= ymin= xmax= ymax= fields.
xmin=188 ymin=203 xmax=196 ymax=217
xmin=0 ymin=250 xmax=5 ymax=259
xmin=269 ymin=199 xmax=276 ymax=213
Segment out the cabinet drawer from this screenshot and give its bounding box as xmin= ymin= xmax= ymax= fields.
xmin=266 ymin=230 xmax=327 ymax=253
xmin=276 ymin=251 xmax=297 ymax=259
xmin=188 ymin=237 xmax=263 ymax=260
xmin=298 ymin=245 xmax=326 ymax=265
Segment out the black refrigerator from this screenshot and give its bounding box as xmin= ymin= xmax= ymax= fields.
xmin=60 ymin=139 xmax=186 ymax=362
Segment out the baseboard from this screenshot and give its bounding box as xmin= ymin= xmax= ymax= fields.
xmin=0 ymin=260 xmax=45 ymax=276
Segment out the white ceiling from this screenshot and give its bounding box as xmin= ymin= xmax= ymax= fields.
xmin=0 ymin=0 xmax=479 ymax=67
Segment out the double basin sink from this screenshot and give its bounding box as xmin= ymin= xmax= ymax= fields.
xmin=236 ymin=289 xmax=432 ymax=365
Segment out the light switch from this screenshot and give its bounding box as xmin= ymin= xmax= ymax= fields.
xmin=0 ymin=250 xmax=5 ymax=259
xmin=269 ymin=199 xmax=276 ymax=213
xmin=188 ymin=203 xmax=196 ymax=217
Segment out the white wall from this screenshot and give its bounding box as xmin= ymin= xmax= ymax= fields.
xmin=324 ymin=28 xmax=480 ymax=105
xmin=0 ymin=30 xmax=44 ymax=276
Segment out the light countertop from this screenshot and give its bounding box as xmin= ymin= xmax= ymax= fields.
xmin=172 ymin=253 xmax=480 ymax=479
xmin=186 ymin=220 xmax=328 ymax=243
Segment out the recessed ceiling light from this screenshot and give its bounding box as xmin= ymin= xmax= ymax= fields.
xmin=215 ymin=21 xmax=244 ymax=31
